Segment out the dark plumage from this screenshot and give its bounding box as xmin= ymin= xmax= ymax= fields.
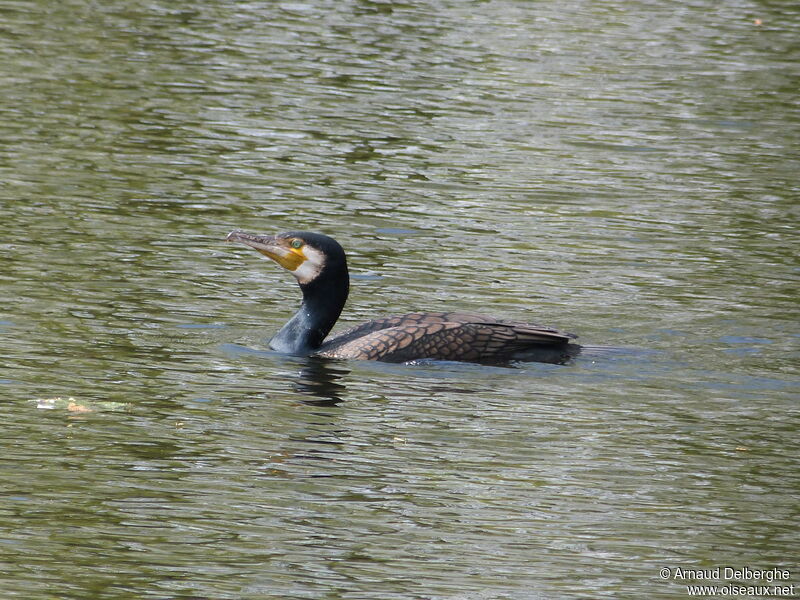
xmin=225 ymin=230 xmax=579 ymax=364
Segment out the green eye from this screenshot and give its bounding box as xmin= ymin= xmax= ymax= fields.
xmin=290 ymin=239 xmax=303 ymax=249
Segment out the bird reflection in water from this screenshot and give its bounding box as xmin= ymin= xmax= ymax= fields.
xmin=292 ymin=358 xmax=350 ymax=406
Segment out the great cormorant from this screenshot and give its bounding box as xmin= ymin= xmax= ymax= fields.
xmin=225 ymin=230 xmax=579 ymax=364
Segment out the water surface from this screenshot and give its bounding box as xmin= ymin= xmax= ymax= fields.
xmin=1 ymin=1 xmax=798 ymax=598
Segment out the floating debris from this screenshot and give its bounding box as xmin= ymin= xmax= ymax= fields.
xmin=33 ymin=397 xmax=129 ymax=412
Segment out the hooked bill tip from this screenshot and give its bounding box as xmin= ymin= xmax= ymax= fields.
xmin=225 ymin=230 xmax=278 ymax=252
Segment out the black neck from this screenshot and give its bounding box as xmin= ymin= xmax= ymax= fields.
xmin=269 ymin=266 xmax=349 ymax=355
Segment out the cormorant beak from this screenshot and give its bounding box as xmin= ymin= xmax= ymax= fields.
xmin=225 ymin=230 xmax=306 ymax=272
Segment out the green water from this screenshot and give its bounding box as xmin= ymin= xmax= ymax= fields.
xmin=1 ymin=1 xmax=798 ymax=598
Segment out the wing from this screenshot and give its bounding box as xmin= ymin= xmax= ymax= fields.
xmin=317 ymin=319 xmax=575 ymax=362
xmin=321 ymin=312 xmax=477 ymax=349
xmin=323 ymin=311 xmax=569 ymax=346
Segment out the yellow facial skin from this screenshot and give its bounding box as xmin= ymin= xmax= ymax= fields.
xmin=256 ymin=239 xmax=307 ymax=272
xmin=226 ymin=231 xmax=307 ymax=272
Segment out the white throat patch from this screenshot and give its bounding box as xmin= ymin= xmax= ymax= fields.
xmin=292 ymin=245 xmax=325 ymax=284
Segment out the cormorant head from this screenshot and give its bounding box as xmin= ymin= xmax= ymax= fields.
xmin=225 ymin=230 xmax=347 ymax=286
